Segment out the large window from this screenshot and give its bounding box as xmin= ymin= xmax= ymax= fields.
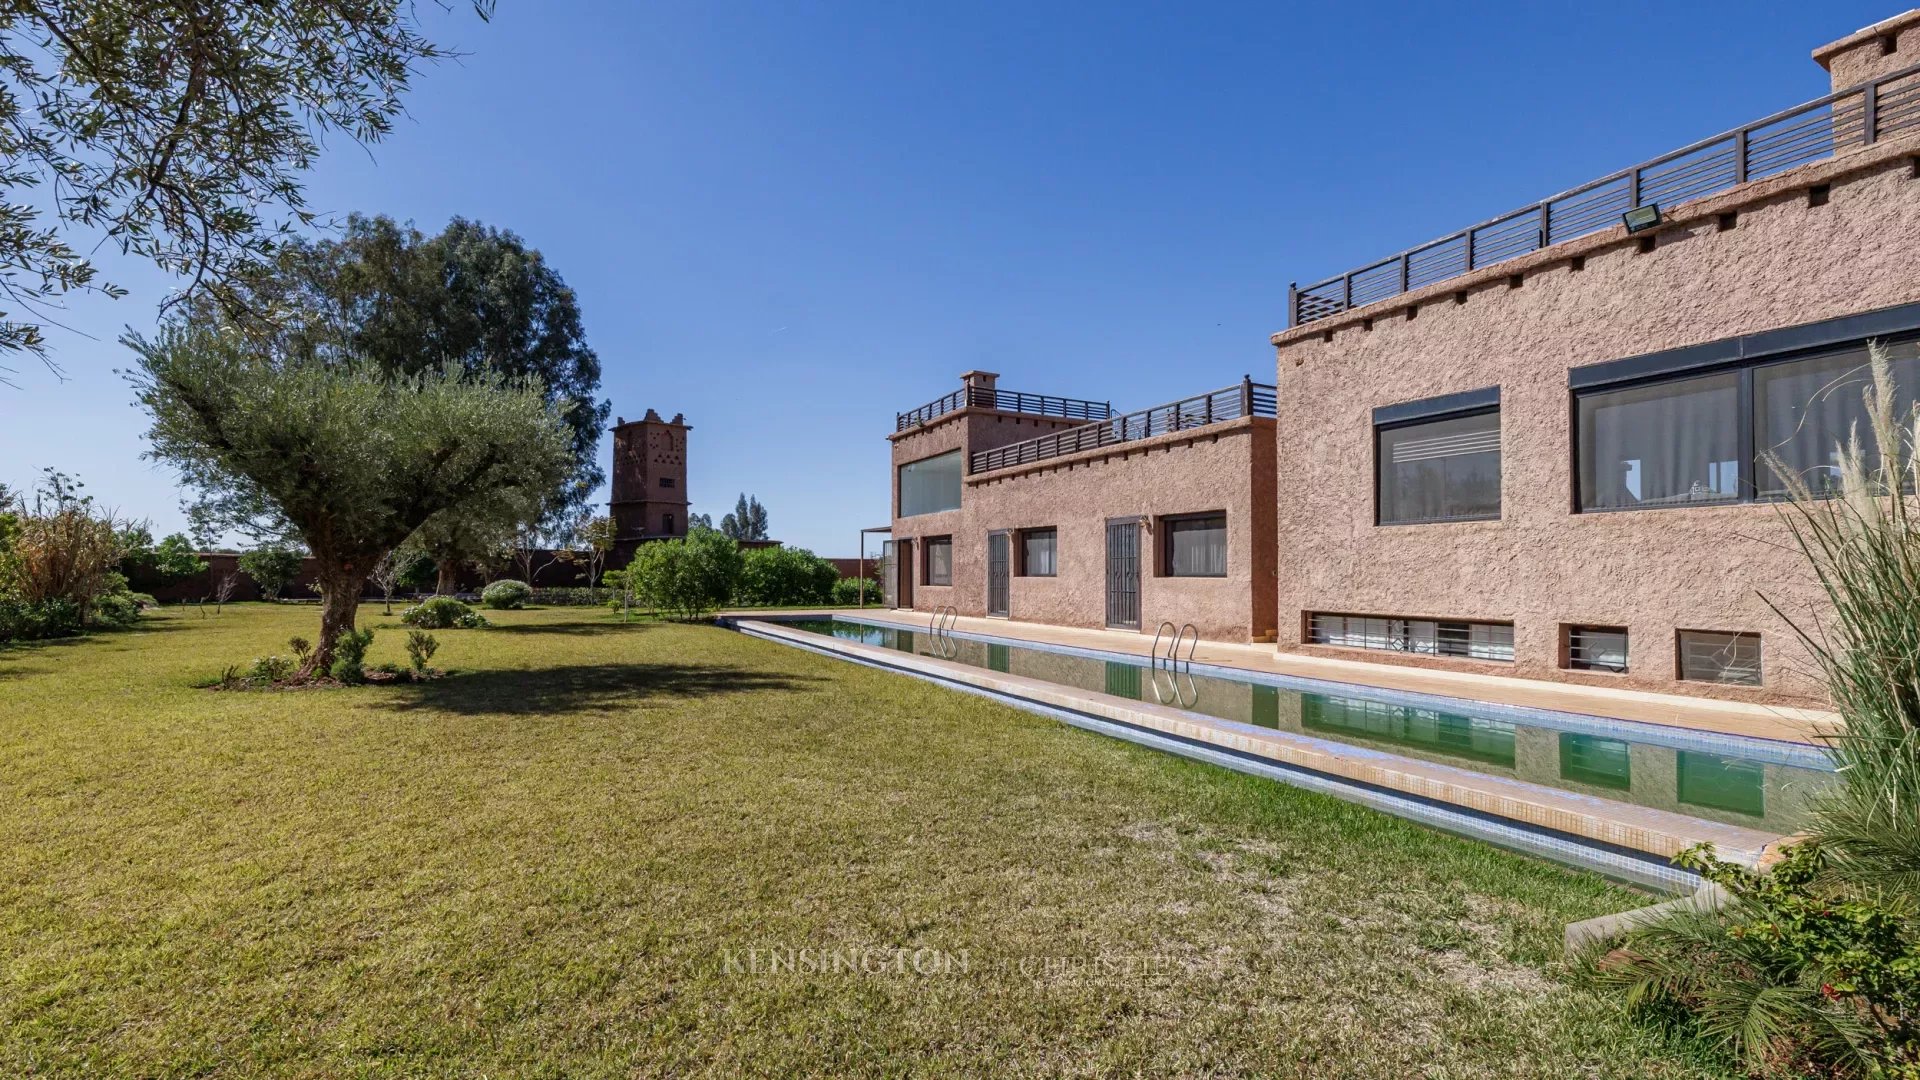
xmin=1376 ymin=408 xmax=1502 ymax=524
xmin=1578 ymin=372 xmax=1741 ymax=510
xmin=1019 ymin=528 xmax=1056 ymax=577
xmin=1307 ymin=612 xmax=1514 ymax=662
xmin=1162 ymin=513 xmax=1226 ymax=577
xmin=923 ymin=537 xmax=952 ymax=586
xmin=898 ymin=450 xmax=962 ymax=517
xmin=1575 ymin=336 xmax=1920 ymax=511
xmin=1757 ymin=343 xmax=1920 ymax=497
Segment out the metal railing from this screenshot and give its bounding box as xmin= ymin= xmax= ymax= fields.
xmin=969 ymin=378 xmax=1277 ymax=474
xmin=895 ymin=386 xmax=1114 ymax=432
xmin=1290 ymin=61 xmax=1920 ymax=327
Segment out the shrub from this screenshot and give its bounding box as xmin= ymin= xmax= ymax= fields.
xmin=288 ymin=636 xmax=312 ymax=664
xmin=624 ymin=528 xmax=742 ymax=619
xmin=90 ymin=589 xmax=144 ymax=627
xmin=1 ymin=470 xmax=129 ymax=626
xmin=1593 ymin=843 xmax=1917 ymax=1077
xmin=238 ymin=546 xmax=303 ymax=601
xmin=405 ymin=630 xmax=439 ymax=672
xmin=530 ymin=586 xmax=600 ymax=606
xmin=481 ymin=579 xmax=532 ymax=609
xmin=249 ymin=654 xmax=296 ymax=683
xmin=329 ymin=628 xmax=376 ymax=683
xmin=1599 ymin=343 xmax=1920 ymax=1076
xmin=0 ymin=594 xmax=83 ymax=641
xmin=734 ymin=545 xmax=838 ymax=607
xmin=401 ymin=596 xmax=489 ymax=630
xmin=831 ymin=576 xmax=880 ymax=607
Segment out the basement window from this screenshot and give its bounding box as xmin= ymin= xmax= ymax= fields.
xmin=1563 ymin=625 xmax=1628 ymax=673
xmin=1307 ymin=612 xmax=1514 ymax=662
xmin=1677 ymin=630 xmax=1761 ymax=686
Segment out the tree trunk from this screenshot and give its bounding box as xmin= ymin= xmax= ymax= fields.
xmin=302 ymin=565 xmax=370 ymax=681
xmin=436 ymin=563 xmax=459 ymax=595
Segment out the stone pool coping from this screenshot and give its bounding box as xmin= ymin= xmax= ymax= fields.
xmin=721 ymin=608 xmax=1835 ymax=749
xmin=732 ymin=617 xmax=1791 ymax=887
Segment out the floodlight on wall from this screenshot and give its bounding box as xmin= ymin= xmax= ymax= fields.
xmin=1621 ymin=203 xmax=1662 ymax=234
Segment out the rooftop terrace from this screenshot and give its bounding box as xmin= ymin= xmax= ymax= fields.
xmin=1289 ymin=60 xmax=1920 ymax=327
xmin=971 ymin=377 xmax=1276 ymax=474
xmin=895 ymin=380 xmax=1114 ymax=432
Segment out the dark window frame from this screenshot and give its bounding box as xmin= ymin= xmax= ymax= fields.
xmin=922 ymin=535 xmax=953 ymax=586
xmin=1305 ymin=610 xmax=1516 ymax=663
xmin=1159 ymin=511 xmax=1228 ymax=578
xmin=897 ymin=450 xmax=964 ymax=518
xmin=659 ymin=476 xmax=676 ymax=488
xmin=1571 ymin=304 xmax=1920 ymax=515
xmin=1676 ymin=628 xmax=1763 ymax=687
xmin=1017 ymin=527 xmax=1057 ymax=577
xmin=1373 ymin=389 xmax=1503 ymax=527
xmin=1562 ymin=624 xmax=1629 ymax=674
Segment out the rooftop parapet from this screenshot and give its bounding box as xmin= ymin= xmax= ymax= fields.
xmin=970 ymin=377 xmax=1275 ymax=474
xmin=895 ymin=369 xmax=1114 ymax=432
xmin=1288 ymin=55 xmax=1920 ymax=328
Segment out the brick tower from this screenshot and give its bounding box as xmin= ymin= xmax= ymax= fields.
xmin=609 ymin=409 xmax=690 ymax=565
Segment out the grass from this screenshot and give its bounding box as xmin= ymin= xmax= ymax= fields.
xmin=0 ymin=604 xmax=1733 ymax=1078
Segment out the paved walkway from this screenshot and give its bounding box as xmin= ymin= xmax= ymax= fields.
xmin=726 ymin=608 xmax=1836 ymax=746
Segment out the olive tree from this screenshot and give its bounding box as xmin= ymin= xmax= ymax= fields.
xmin=129 ymin=324 xmax=571 ymax=677
xmin=207 ymin=215 xmax=609 ymax=564
xmin=0 ymin=1 xmax=492 ymax=379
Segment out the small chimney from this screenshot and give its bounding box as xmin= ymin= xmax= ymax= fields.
xmin=959 ymin=370 xmax=999 ymax=406
xmin=1814 ymin=9 xmax=1920 ymax=91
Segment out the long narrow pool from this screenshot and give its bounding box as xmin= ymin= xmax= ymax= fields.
xmin=776 ymin=617 xmax=1834 ymax=843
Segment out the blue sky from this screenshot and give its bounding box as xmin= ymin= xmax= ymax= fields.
xmin=0 ymin=1 xmax=1896 ymax=557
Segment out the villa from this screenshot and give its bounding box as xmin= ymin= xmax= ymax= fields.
xmin=884 ymin=11 xmax=1920 ymax=708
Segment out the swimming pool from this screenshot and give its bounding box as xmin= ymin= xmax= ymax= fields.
xmin=773 ymin=615 xmax=1834 ymax=843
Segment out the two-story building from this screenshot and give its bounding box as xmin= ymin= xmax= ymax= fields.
xmin=885 ymin=10 xmax=1920 ymax=706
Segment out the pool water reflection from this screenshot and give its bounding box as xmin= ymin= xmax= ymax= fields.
xmin=784 ymin=618 xmax=1832 ymax=834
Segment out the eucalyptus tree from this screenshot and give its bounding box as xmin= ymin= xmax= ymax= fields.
xmin=129 ymin=322 xmax=571 ymax=678
xmin=205 ymin=214 xmax=610 ymax=566
xmin=0 ymin=1 xmax=492 ymax=379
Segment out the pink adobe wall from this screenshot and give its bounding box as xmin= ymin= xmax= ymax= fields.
xmin=1268 ymin=143 xmax=1920 ymax=704
xmin=891 ymin=416 xmax=1277 ymax=643
xmin=1815 ymin=9 xmax=1920 ymax=91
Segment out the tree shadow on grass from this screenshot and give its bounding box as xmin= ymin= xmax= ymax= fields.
xmin=378 ymin=662 xmax=823 ymax=715
xmin=0 ymin=618 xmax=198 ymax=679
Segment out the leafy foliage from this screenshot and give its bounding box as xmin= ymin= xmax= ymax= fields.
xmin=0 ymin=470 xmax=138 ymax=639
xmin=1595 ymin=844 xmax=1917 ymax=1078
xmin=237 ymin=547 xmax=302 ymax=601
xmin=831 ymin=575 xmax=880 ymax=607
xmin=0 ymin=1 xmax=492 ymax=379
xmin=118 ymin=527 xmax=206 ymax=586
xmin=401 ymin=596 xmax=488 ymax=630
xmin=481 ymin=579 xmax=532 ymax=610
xmin=129 ymin=319 xmax=571 ymax=676
xmin=718 ymin=494 xmax=769 ymax=541
xmin=1600 ymin=343 xmax=1920 ymax=1077
xmin=211 ymin=214 xmax=609 ymax=558
xmin=329 ymin=627 xmax=376 ymax=684
xmin=734 ymin=545 xmax=838 ymax=606
xmin=623 ymin=528 xmax=742 ymax=619
xmin=405 ymin=630 xmax=439 ymax=672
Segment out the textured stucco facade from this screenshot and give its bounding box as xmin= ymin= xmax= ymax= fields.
xmin=1267 ymin=131 xmax=1920 ymax=705
xmin=889 ymin=397 xmax=1278 ymax=644
xmin=879 ymin=12 xmax=1920 ymax=706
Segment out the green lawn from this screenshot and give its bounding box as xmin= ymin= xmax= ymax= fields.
xmin=0 ymin=604 xmax=1725 ymax=1078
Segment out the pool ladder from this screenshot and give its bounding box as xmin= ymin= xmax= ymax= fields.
xmin=927 ymin=605 xmax=959 ymax=659
xmin=1150 ymin=621 xmax=1200 ymax=707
